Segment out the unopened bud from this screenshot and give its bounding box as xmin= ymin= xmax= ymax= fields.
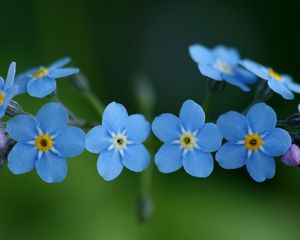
xmin=0 ymin=127 xmax=15 ymax=169
xmin=281 ymin=144 xmax=300 ymax=167
xmin=255 ymin=80 xmax=273 ymax=101
xmin=6 ymin=100 xmax=23 ymax=117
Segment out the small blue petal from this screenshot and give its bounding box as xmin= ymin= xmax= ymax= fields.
xmin=85 ymin=125 xmax=111 ymax=153
xmin=37 ymin=102 xmax=68 ymax=135
xmin=216 ymin=142 xmax=247 ymax=169
xmin=234 ymin=67 xmax=257 ymax=84
xmin=154 ymin=144 xmax=182 ymax=173
xmin=0 ymin=86 xmax=19 ymax=118
xmin=4 ymin=62 xmax=16 ymax=91
xmin=188 ymin=44 xmax=214 ymax=65
xmin=49 ymin=57 xmax=71 ymax=69
xmin=268 ymin=79 xmax=294 ymax=100
xmin=263 ymin=128 xmax=292 ymax=157
xmin=240 ymin=59 xmax=270 ymax=80
xmin=122 ymin=144 xmax=150 ymax=172
xmin=97 ymin=150 xmax=123 ymax=181
xmin=246 ymin=151 xmax=275 ymax=182
xmin=286 ymin=80 xmax=300 ymax=94
xmin=102 ymin=102 xmax=128 ymax=134
xmin=8 ymin=143 xmax=37 ymax=174
xmin=152 ymin=113 xmax=181 ymax=143
xmin=127 ymin=114 xmax=150 ymax=143
xmin=217 ymin=111 xmax=248 ymax=142
xmin=7 ymin=115 xmax=38 ymax=141
xmin=27 ymin=76 xmax=56 ymax=98
xmin=197 ymin=64 xmax=222 ymax=81
xmin=35 ymin=151 xmax=67 ymax=183
xmin=223 ymin=73 xmax=250 ymax=92
xmin=0 ymin=77 xmax=4 ymax=89
xmin=48 ymin=67 xmax=79 ymax=78
xmin=54 ymin=126 xmax=85 ymax=157
xmin=197 ymin=123 xmax=222 ymax=152
xmin=182 ymin=150 xmax=214 ymax=178
xmin=246 ymin=103 xmax=276 ymax=135
xmin=212 ymin=45 xmax=240 ymax=66
xmin=15 ymin=68 xmax=37 ymax=95
xmin=179 ymin=99 xmax=205 ymax=131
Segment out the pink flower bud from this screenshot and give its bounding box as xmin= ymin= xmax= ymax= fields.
xmin=281 ymin=144 xmax=300 ymax=166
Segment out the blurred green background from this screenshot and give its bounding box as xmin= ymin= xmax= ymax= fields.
xmin=0 ymin=0 xmax=300 ymax=239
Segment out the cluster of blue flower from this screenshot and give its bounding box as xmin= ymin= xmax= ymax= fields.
xmin=0 ymin=44 xmax=299 ymax=184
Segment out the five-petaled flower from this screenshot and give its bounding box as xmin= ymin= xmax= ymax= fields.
xmin=189 ymin=44 xmax=257 ymax=91
xmin=152 ymin=99 xmax=222 ymax=178
xmin=6 ymin=103 xmax=85 ymax=183
xmin=0 ymin=62 xmax=19 ymax=119
xmin=15 ymin=57 xmax=79 ymax=98
xmin=85 ymin=102 xmax=151 ymax=181
xmin=216 ymin=103 xmax=291 ymax=182
xmin=241 ymin=59 xmax=300 ymax=100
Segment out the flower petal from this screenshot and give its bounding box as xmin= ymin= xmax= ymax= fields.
xmin=263 ymin=128 xmax=291 ymax=157
xmin=197 ymin=64 xmax=222 ymax=81
xmin=27 ymin=76 xmax=56 ymax=98
xmin=122 ymin=144 xmax=150 ymax=172
xmin=48 ymin=67 xmax=79 ymax=78
xmin=127 ymin=114 xmax=150 ymax=143
xmin=234 ymin=67 xmax=257 ymax=84
xmin=4 ymin=62 xmax=16 ymax=91
xmin=37 ymin=102 xmax=68 ymax=135
xmin=285 ymin=80 xmax=300 ymax=94
xmin=240 ymin=59 xmax=269 ymax=80
xmin=85 ymin=125 xmax=111 ymax=153
xmin=152 ymin=113 xmax=181 ymax=143
xmin=179 ymin=99 xmax=205 ymax=131
xmin=212 ymin=45 xmax=240 ymax=66
xmin=154 ymin=143 xmax=182 ymax=173
xmin=216 ymin=142 xmax=247 ymax=169
xmin=217 ymin=111 xmax=248 ymax=142
xmin=97 ymin=150 xmax=123 ymax=181
xmin=7 ymin=115 xmax=38 ymax=141
xmin=35 ymin=151 xmax=67 ymax=183
xmin=246 ymin=151 xmax=275 ymax=182
xmin=15 ymin=68 xmax=37 ymax=95
xmin=54 ymin=126 xmax=85 ymax=158
xmin=8 ymin=143 xmax=37 ymax=174
xmin=182 ymin=150 xmax=214 ymax=178
xmin=197 ymin=123 xmax=222 ymax=152
xmin=49 ymin=57 xmax=71 ymax=69
xmin=0 ymin=86 xmax=19 ymax=118
xmin=246 ymin=103 xmax=276 ymax=135
xmin=268 ymin=79 xmax=294 ymax=100
xmin=102 ymin=102 xmax=128 ymax=134
xmin=188 ymin=44 xmax=214 ymax=65
xmin=0 ymin=77 xmax=4 ymax=89
xmin=223 ymin=73 xmax=250 ymax=92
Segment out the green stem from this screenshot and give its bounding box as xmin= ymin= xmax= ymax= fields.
xmin=202 ymin=90 xmax=213 ymax=115
xmin=83 ymin=91 xmax=105 ymax=117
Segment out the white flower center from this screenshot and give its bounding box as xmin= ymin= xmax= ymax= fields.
xmin=214 ymin=60 xmax=232 ymax=74
xmin=112 ymin=133 xmax=128 ymax=150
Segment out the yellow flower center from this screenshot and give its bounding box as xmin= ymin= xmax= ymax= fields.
xmin=33 ymin=67 xmax=49 ymax=79
xmin=35 ymin=134 xmax=53 ymax=151
xmin=0 ymin=92 xmax=5 ymax=106
xmin=268 ymin=69 xmax=282 ymax=81
xmin=244 ymin=133 xmax=263 ymax=151
xmin=214 ymin=60 xmax=232 ymax=74
xmin=180 ymin=132 xmax=196 ymax=150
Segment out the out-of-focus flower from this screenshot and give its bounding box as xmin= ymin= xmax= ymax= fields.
xmin=216 ymin=103 xmax=291 ymax=182
xmin=241 ymin=59 xmax=300 ymax=100
xmin=152 ymin=99 xmax=222 ymax=178
xmin=189 ymin=44 xmax=257 ymax=91
xmin=6 ymin=103 xmax=85 ymax=183
xmin=15 ymin=57 xmax=79 ymax=98
xmin=85 ymin=102 xmax=151 ymax=181
xmin=281 ymin=144 xmax=300 ymax=167
xmin=0 ymin=62 xmax=19 ymax=119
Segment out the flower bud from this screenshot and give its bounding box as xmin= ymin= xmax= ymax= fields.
xmin=281 ymin=144 xmax=300 ymax=166
xmin=287 ymin=113 xmax=300 ymax=128
xmin=255 ymin=80 xmax=273 ymax=101
xmin=6 ymin=100 xmax=23 ymax=117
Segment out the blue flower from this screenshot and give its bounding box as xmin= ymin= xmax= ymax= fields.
xmin=189 ymin=44 xmax=257 ymax=91
xmin=216 ymin=103 xmax=291 ymax=182
xmin=241 ymin=59 xmax=300 ymax=100
xmin=0 ymin=62 xmax=19 ymax=118
xmin=85 ymin=102 xmax=151 ymax=181
xmin=152 ymin=99 xmax=222 ymax=178
xmin=6 ymin=103 xmax=85 ymax=183
xmin=15 ymin=57 xmax=79 ymax=98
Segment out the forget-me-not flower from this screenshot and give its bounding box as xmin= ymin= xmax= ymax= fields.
xmin=189 ymin=44 xmax=257 ymax=91
xmin=15 ymin=57 xmax=79 ymax=98
xmin=216 ymin=103 xmax=291 ymax=182
xmin=6 ymin=102 xmax=85 ymax=183
xmin=152 ymin=99 xmax=222 ymax=178
xmin=0 ymin=62 xmax=19 ymax=118
xmin=241 ymin=59 xmax=300 ymax=100
xmin=85 ymin=102 xmax=151 ymax=181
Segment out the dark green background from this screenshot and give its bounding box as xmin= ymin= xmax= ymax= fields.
xmin=0 ymin=0 xmax=299 ymax=239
